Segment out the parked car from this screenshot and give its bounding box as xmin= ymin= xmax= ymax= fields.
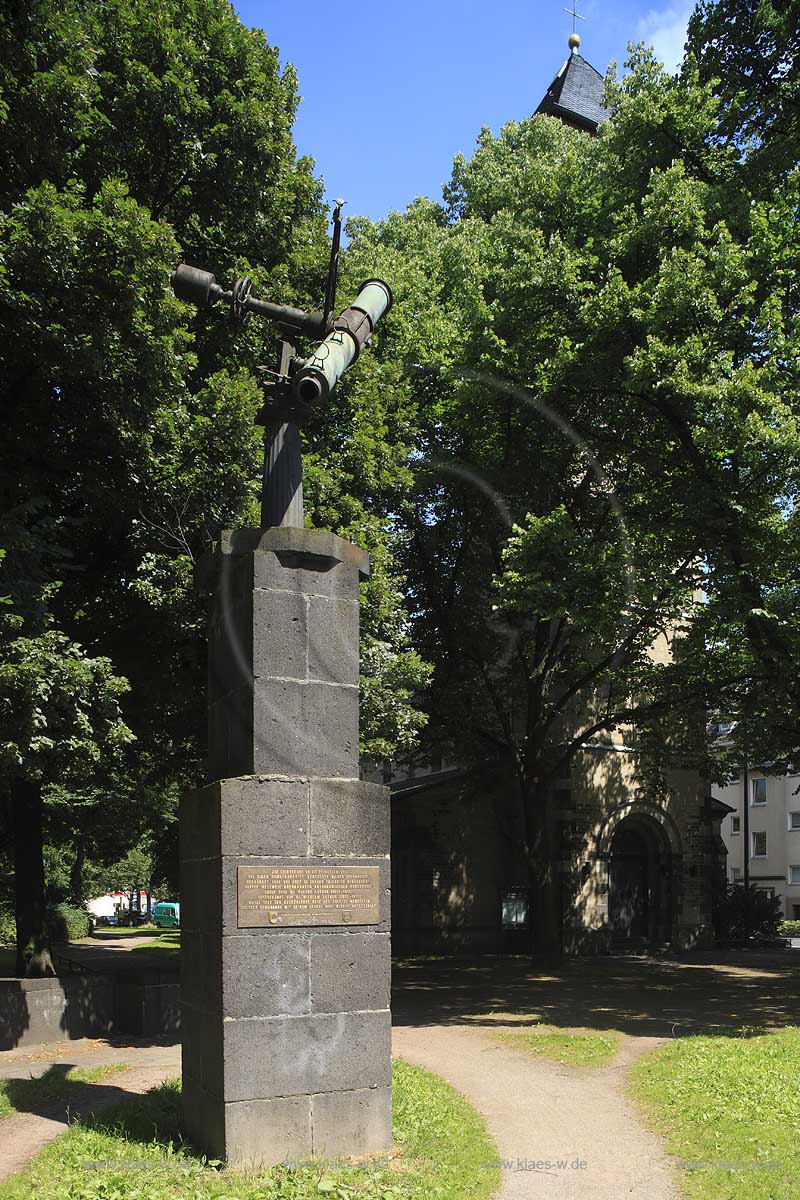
xmin=152 ymin=901 xmax=180 ymax=929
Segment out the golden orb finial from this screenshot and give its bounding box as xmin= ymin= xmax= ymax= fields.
xmin=564 ymin=3 xmax=585 ymax=51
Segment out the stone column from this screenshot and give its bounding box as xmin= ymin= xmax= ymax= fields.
xmin=180 ymin=528 xmax=391 ymax=1167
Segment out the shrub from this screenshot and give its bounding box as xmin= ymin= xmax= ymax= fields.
xmin=714 ymin=884 xmax=783 ymax=941
xmin=47 ymin=903 xmax=91 ymax=943
xmin=778 ymin=920 xmax=800 ymax=938
xmin=0 ymin=903 xmax=91 ymax=948
xmin=0 ymin=904 xmax=15 ymax=947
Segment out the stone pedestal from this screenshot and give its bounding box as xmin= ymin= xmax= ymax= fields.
xmin=181 ymin=528 xmax=391 ymax=1167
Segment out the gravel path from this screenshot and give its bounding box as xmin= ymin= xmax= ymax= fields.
xmin=392 ymin=1023 xmax=679 ymax=1200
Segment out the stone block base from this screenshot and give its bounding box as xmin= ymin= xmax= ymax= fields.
xmin=183 ymin=1080 xmax=391 ymax=1168
xmin=180 ymin=771 xmax=391 ymax=1167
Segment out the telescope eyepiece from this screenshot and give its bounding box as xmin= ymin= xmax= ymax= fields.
xmin=296 ymin=374 xmax=325 ymax=407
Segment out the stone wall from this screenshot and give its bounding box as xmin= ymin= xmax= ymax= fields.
xmin=391 ymin=772 xmax=528 ymax=954
xmin=392 ymin=746 xmax=715 ymax=954
xmin=0 ymin=969 xmax=179 ymax=1049
xmin=0 ymin=975 xmax=115 ymax=1050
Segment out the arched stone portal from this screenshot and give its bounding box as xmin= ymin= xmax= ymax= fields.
xmin=600 ymin=806 xmax=680 ymax=947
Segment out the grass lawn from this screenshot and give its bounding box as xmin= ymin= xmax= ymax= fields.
xmin=628 ymin=1026 xmax=800 ymax=1200
xmin=0 ymin=1062 xmax=500 ymax=1200
xmin=0 ymin=1064 xmax=130 ymax=1119
xmin=130 ymin=930 xmax=180 ymax=959
xmin=496 ymin=1026 xmax=620 ymax=1067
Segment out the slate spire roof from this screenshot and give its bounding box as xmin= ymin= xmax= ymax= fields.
xmin=535 ymin=50 xmax=610 ymax=133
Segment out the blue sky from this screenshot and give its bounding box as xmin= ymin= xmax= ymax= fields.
xmin=234 ymin=1 xmax=694 ymax=224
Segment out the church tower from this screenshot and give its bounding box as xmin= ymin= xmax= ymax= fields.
xmin=535 ymin=26 xmax=610 ymax=133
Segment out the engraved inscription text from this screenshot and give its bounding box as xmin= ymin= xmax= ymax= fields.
xmin=237 ymin=864 xmax=380 ymax=928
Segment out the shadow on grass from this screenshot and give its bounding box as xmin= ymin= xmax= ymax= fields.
xmin=1 ymin=1064 xmax=133 ymax=1121
xmin=391 ymin=949 xmax=800 ymax=1038
xmin=86 ymin=1078 xmax=187 ymax=1152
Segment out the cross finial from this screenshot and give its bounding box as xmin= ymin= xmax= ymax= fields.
xmin=563 ymin=1 xmax=586 ymax=51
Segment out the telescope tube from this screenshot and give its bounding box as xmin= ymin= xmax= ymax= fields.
xmin=292 ymin=279 xmax=393 ymax=408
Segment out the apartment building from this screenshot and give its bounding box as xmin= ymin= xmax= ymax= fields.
xmin=718 ymin=772 xmax=800 ymax=918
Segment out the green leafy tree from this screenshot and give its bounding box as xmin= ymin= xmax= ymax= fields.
xmin=0 ymin=0 xmax=431 ymax=968
xmin=0 ymin=0 xmax=321 ymax=787
xmin=100 ymin=840 xmax=155 ymax=921
xmin=0 ymin=0 xmax=428 ymax=772
xmin=686 ymin=0 xmax=800 ymax=188
xmin=0 ymin=604 xmax=133 ymax=974
xmin=714 ymin=883 xmax=783 ymax=942
xmin=343 ymin=43 xmax=800 ymax=951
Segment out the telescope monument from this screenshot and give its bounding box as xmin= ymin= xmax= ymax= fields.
xmin=177 ymin=205 xmax=394 ymax=1166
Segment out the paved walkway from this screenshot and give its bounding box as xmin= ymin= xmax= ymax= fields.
xmin=0 ymin=1025 xmax=676 ymax=1198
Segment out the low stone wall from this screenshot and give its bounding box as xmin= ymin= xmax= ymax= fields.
xmin=0 ymin=975 xmax=115 ymax=1050
xmin=116 ymin=971 xmax=180 ymax=1038
xmin=0 ymin=971 xmax=179 ymax=1049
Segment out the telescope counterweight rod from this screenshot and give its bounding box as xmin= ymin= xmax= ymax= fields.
xmin=261 ymin=419 xmax=304 ymax=529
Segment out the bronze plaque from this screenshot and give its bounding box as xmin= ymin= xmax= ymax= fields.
xmin=237 ymin=864 xmax=380 ymax=928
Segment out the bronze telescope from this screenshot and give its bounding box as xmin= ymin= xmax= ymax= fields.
xmin=170 ymin=203 xmax=392 ymax=527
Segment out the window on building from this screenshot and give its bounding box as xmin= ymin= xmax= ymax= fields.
xmin=752 ymin=778 xmax=767 ymax=806
xmin=501 ymin=890 xmax=529 ymax=928
xmin=789 ymin=865 xmax=800 ymax=885
xmin=731 ymin=816 xmax=741 ymax=834
xmin=793 ymin=904 xmax=800 ymax=920
xmin=789 ymin=812 xmax=800 ymax=831
xmin=760 ymin=887 xmax=775 ymax=899
xmin=731 ymin=867 xmax=742 ymax=884
xmin=752 ymin=831 xmax=767 ymax=858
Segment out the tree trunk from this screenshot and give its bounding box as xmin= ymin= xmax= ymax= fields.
xmin=12 ymin=777 xmax=55 ymax=977
xmin=523 ymin=780 xmax=562 ymax=957
xmin=69 ymin=832 xmax=86 ymax=906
